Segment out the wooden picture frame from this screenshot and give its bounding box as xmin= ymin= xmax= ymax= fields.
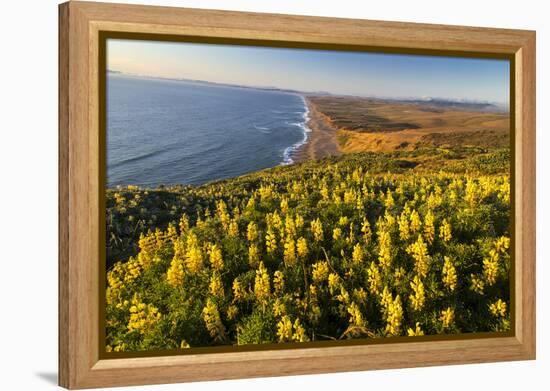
xmin=59 ymin=1 xmax=536 ymax=388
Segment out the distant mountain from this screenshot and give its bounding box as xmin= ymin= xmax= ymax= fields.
xmin=401 ymin=98 xmax=507 ymax=113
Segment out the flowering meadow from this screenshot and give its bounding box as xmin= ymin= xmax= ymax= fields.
xmin=105 ymin=147 xmax=511 ymax=352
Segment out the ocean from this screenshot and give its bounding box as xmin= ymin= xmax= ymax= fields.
xmin=106 ymin=74 xmax=310 ymax=188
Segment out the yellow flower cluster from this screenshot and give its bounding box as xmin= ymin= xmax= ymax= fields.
xmin=439 ymin=219 xmax=452 ymax=242
xmin=489 ymin=299 xmax=507 ymax=317
xmin=407 ymin=322 xmax=424 ymax=336
xmin=202 ymin=298 xmax=226 ymax=342
xmin=209 ymin=244 xmax=224 ymax=270
xmin=106 ymin=150 xmax=511 ymax=350
xmin=254 ymin=262 xmax=271 ymax=305
xmin=312 ymin=261 xmax=329 ymax=283
xmin=409 ymin=275 xmax=425 ymax=311
xmin=127 ymin=295 xmax=161 ymax=335
xmin=383 ymin=292 xmax=403 ymax=336
xmin=407 ymin=235 xmax=430 ymax=278
xmin=277 ymin=316 xmax=309 ymax=342
xmin=440 ymin=307 xmax=454 ymax=329
xmin=442 ymin=256 xmax=457 ymax=291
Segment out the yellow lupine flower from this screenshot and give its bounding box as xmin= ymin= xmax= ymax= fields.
xmin=409 ymin=275 xmax=425 ymax=311
xmin=407 ymin=235 xmax=430 ymax=278
xmin=273 ymin=298 xmax=286 ymax=317
xmin=495 ymin=236 xmax=510 ymax=254
xmin=398 ymin=211 xmax=410 ymax=241
xmin=259 ymin=184 xmax=274 ymax=202
xmin=180 ymin=340 xmax=190 ymax=349
xmin=332 ymin=227 xmax=342 ymax=241
xmin=310 ymin=218 xmax=324 ymax=242
xmin=127 ymin=295 xmax=161 ymax=335
xmin=347 ymin=302 xmax=366 ymax=328
xmin=228 ymin=220 xmax=239 ymax=237
xmin=379 ymin=286 xmax=393 ymax=309
xmin=209 ymin=273 xmax=224 ymax=298
xmin=423 ymin=211 xmax=435 ymax=245
xmin=276 ymin=315 xmax=293 ymax=342
xmin=216 ymin=200 xmax=230 ymax=230
xmin=296 ymin=237 xmax=308 ymax=258
xmin=384 ymin=190 xmax=395 ymax=209
xmin=283 ymin=237 xmax=297 ymax=266
xmin=442 ymin=256 xmax=457 ymax=291
xmin=465 ymin=178 xmax=477 ymax=206
xmin=439 ymin=219 xmax=452 ymax=242
xmin=166 ymin=257 xmax=184 ymax=287
xmin=320 ymin=183 xmax=329 ymax=200
xmin=407 ymin=322 xmax=424 ymax=336
xmin=185 ymin=244 xmax=203 ymax=274
xmin=353 ymin=287 xmax=368 ymax=304
xmin=292 ymin=318 xmax=309 ymax=342
xmin=232 ymin=278 xmax=246 ymax=302
xmin=470 ymin=274 xmax=485 ymax=294
xmin=227 ymin=305 xmax=238 ymax=320
xmin=285 ymin=216 xmax=297 ymax=239
xmin=248 ymin=243 xmax=260 ymax=267
xmin=246 ymin=221 xmax=258 ymax=242
xmin=361 ymin=218 xmax=372 ymax=243
xmin=440 ymin=307 xmax=454 ymax=329
xmin=208 ymin=244 xmax=224 ymax=270
xmin=377 ymin=229 xmax=392 ymax=269
xmin=328 ymin=272 xmax=341 ymax=294
xmin=338 ymin=216 xmax=349 ymax=226
xmin=295 ymin=214 xmax=304 ymax=231
xmin=178 ymin=213 xmax=189 ymax=233
xmin=385 ymin=295 xmax=403 ymax=336
xmin=202 ymin=298 xmax=226 ymax=341
xmin=367 ymin=262 xmax=381 ymax=295
xmin=254 ymin=261 xmax=270 ymax=304
xmin=280 ymin=198 xmax=289 ymax=214
xmin=265 ymin=228 xmax=277 ymax=254
xmin=273 ymin=270 xmax=285 ymax=294
xmin=489 ymin=299 xmax=507 ymax=317
xmin=352 ymin=243 xmax=364 ymax=265
xmin=409 ymin=209 xmax=421 ymax=233
xmin=483 ymin=249 xmax=499 ymax=285
xmin=246 ymin=196 xmax=256 ymax=210
xmin=312 ymin=261 xmax=329 ymax=283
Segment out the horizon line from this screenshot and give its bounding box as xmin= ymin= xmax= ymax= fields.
xmin=107 ymin=69 xmax=510 ymax=108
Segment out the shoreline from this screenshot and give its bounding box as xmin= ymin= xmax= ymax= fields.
xmin=291 ymin=96 xmax=341 ymax=163
xmin=281 ymin=96 xmax=312 ymax=165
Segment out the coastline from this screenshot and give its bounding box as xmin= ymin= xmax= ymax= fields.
xmin=291 ymin=96 xmax=341 ymax=163
xmin=281 ymin=96 xmax=312 ymax=165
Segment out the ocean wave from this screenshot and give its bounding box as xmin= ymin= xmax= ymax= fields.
xmin=253 ymin=124 xmax=271 ymax=133
xmin=108 ymin=148 xmax=167 ymax=169
xmin=281 ymin=96 xmax=311 ymax=165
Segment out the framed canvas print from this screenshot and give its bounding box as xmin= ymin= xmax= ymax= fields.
xmin=58 ymin=1 xmax=536 ymax=389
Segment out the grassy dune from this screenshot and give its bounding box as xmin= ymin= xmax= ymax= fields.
xmin=306 ymin=96 xmax=510 ymax=153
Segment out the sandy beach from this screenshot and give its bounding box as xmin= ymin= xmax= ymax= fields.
xmin=293 ymin=97 xmax=342 ymax=163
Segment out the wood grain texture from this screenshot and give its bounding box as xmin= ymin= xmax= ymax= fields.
xmin=58 ymin=1 xmax=536 ymax=388
xmin=58 ymin=3 xmax=70 ymax=387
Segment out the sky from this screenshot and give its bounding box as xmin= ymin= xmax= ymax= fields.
xmin=107 ymin=39 xmax=510 ymax=104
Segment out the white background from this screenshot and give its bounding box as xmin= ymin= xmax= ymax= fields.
xmin=0 ymin=0 xmax=547 ymax=389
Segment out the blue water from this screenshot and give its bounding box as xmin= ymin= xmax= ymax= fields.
xmin=107 ymin=74 xmax=310 ymax=188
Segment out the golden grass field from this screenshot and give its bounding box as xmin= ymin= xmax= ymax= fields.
xmin=306 ymin=96 xmax=509 ymax=153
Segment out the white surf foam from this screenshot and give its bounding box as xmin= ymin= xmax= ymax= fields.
xmin=281 ymin=96 xmax=311 ymax=165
